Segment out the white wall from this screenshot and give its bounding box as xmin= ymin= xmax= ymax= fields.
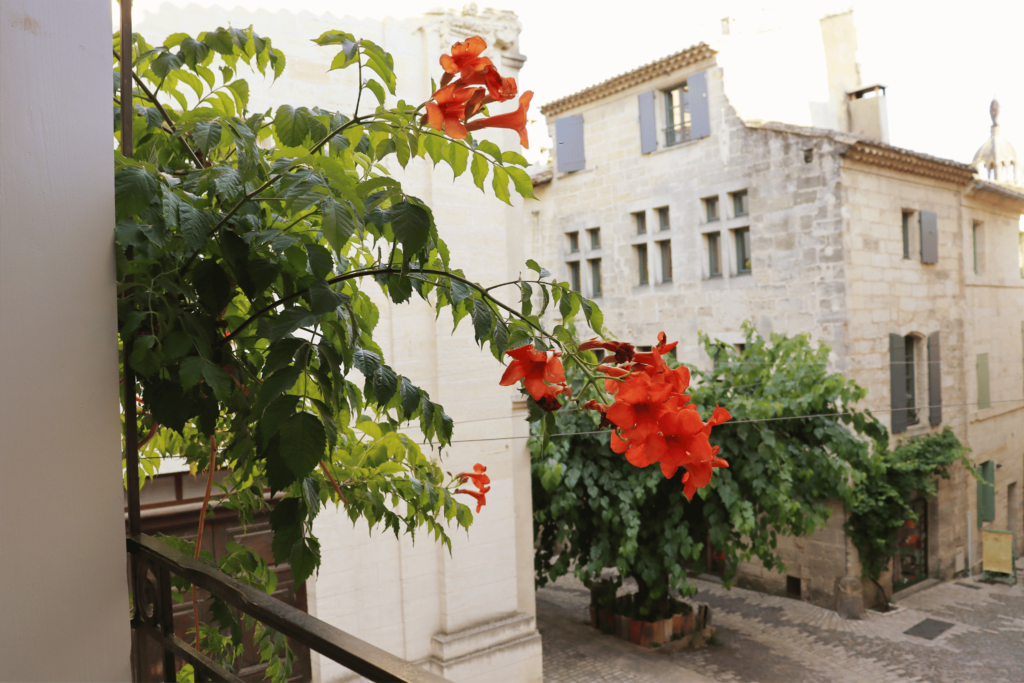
xmin=0 ymin=1 xmax=132 ymax=680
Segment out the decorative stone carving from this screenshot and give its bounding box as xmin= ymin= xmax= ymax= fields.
xmin=423 ymin=4 xmax=522 ymax=54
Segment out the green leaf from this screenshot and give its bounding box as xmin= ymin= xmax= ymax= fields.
xmin=256 ymin=366 xmax=301 ymax=413
xmin=389 ymin=201 xmax=431 ymax=255
xmin=476 ymin=140 xmax=503 ymax=161
xmin=501 ymin=151 xmax=529 ymax=166
xmin=507 ymin=167 xmax=537 ymax=200
xmin=365 ymin=79 xmax=386 ymax=105
xmin=449 ymin=279 xmax=472 ymax=306
xmin=309 ymin=279 xmax=348 ymax=315
xmin=491 ymin=166 xmax=511 ymax=205
xmin=289 ymin=536 xmax=321 ymax=586
xmin=259 ymin=394 xmax=300 ymax=446
xmin=471 ymin=299 xmax=492 ymax=346
xmin=470 ymin=153 xmax=489 ymax=191
xmin=179 ymin=37 xmax=211 ymax=69
xmin=372 ymin=365 xmax=399 ymax=405
xmin=582 ymin=298 xmax=604 ymax=333
xmin=274 ymin=105 xmax=310 ymax=147
xmin=520 ymin=281 xmax=533 ymax=316
xmin=114 ymin=167 xmax=158 ymax=219
xmin=447 ymin=143 xmax=469 ymax=177
xmin=305 ymin=243 xmax=333 ymax=278
xmin=353 ymin=348 xmax=381 ymax=378
xmin=268 ymin=307 xmax=318 ymax=341
xmin=193 ymin=259 xmax=234 ymax=314
xmin=399 ymin=377 xmax=420 ymax=419
xmin=279 ymin=411 xmax=326 ymax=480
xmin=320 ymin=198 xmax=356 ymax=251
xmin=179 ymin=357 xmax=231 ymax=401
xmin=178 ymin=201 xmax=211 ymax=253
xmin=269 ymin=498 xmax=303 ymax=563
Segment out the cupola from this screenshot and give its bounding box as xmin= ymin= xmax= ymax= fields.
xmin=972 ymin=99 xmax=1019 ymax=185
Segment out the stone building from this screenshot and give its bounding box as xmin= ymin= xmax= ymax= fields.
xmin=528 ymin=10 xmax=1024 ymax=608
xmin=136 ymin=4 xmax=541 ymax=681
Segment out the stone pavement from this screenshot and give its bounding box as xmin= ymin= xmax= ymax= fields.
xmin=538 ymin=560 xmax=1024 ymax=683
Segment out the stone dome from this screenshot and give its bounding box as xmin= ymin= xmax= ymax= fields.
xmin=973 ymin=99 xmax=1019 ymax=184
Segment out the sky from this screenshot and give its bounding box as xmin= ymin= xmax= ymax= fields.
xmin=123 ymin=0 xmax=1024 ymax=169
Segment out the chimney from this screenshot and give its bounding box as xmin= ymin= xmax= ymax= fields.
xmin=847 ymin=85 xmax=889 ymax=142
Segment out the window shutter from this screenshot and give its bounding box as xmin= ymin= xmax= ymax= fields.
xmin=555 ymin=115 xmax=585 ymax=173
xmin=978 ymin=461 xmax=995 ymax=525
xmin=689 ymin=70 xmax=711 ymax=139
xmin=977 ymin=352 xmax=990 ymax=409
xmin=638 ymin=90 xmax=657 ymax=154
xmin=889 ymin=333 xmax=908 ymax=433
xmin=919 ymin=210 xmax=938 ymax=264
xmin=928 ymin=332 xmax=942 ymax=426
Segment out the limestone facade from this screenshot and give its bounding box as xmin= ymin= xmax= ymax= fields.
xmin=529 ymin=10 xmax=1024 ymax=609
xmin=138 ymin=4 xmax=540 ymax=681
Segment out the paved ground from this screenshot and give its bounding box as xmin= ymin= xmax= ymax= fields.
xmin=537 ymin=559 xmax=1024 ymax=683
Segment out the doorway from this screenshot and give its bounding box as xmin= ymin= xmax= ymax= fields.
xmin=894 ymin=497 xmax=928 ymax=591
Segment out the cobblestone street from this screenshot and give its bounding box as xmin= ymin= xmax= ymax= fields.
xmin=538 ymin=561 xmax=1024 ymax=683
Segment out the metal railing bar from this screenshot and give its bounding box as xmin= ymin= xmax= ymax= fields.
xmin=136 ymin=624 xmax=244 ymax=683
xmin=128 ymin=534 xmax=450 ymax=683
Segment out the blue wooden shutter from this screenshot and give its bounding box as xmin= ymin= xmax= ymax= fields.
xmin=689 ymin=70 xmax=711 ymax=139
xmin=638 ymin=90 xmax=657 ymax=154
xmin=890 ymin=333 xmax=908 ymax=433
xmin=919 ymin=210 xmax=938 ymax=264
xmin=928 ymin=332 xmax=942 ymax=426
xmin=555 ymin=115 xmax=585 ymax=172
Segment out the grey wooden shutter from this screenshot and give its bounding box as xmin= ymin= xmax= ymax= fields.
xmin=555 ymin=115 xmax=585 ymax=173
xmin=977 ymin=353 xmax=990 ymax=409
xmin=638 ymin=90 xmax=657 ymax=154
xmin=919 ymin=210 xmax=938 ymax=263
xmin=928 ymin=332 xmax=942 ymax=426
xmin=689 ymin=70 xmax=711 ymax=139
xmin=890 ymin=333 xmax=908 ymax=433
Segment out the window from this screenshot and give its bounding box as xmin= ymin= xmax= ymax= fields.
xmin=657 ymin=207 xmax=670 ymax=231
xmin=707 ymin=232 xmax=722 ymax=277
xmin=978 ymin=460 xmax=995 ymax=525
xmin=734 ymin=227 xmax=751 ymax=274
xmin=637 ymin=345 xmax=653 ymax=353
xmin=664 ymin=84 xmax=690 ymax=146
xmin=972 ymin=222 xmax=981 ymax=274
xmin=636 ymin=244 xmax=649 ymax=285
xmin=919 ymin=210 xmax=938 ymax=264
xmin=905 ymin=335 xmax=918 ymax=425
xmin=732 ymin=190 xmax=748 ymax=217
xmin=568 ymin=261 xmax=581 ymax=292
xmin=1018 ymin=230 xmax=1024 ymax=277
xmin=589 ymin=258 xmax=602 ymax=297
xmin=658 ymin=240 xmax=672 ymax=282
xmin=568 ymin=231 xmax=579 ymax=253
xmin=634 ymin=211 xmax=647 ymax=235
xmin=902 ymin=211 xmax=912 ymax=259
xmin=977 ymin=353 xmax=990 ymax=409
xmin=704 ymin=196 xmax=719 ymax=222
xmin=588 ymin=227 xmax=601 ymax=250
xmin=555 ymin=114 xmax=585 ymax=172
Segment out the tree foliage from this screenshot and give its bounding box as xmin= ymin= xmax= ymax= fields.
xmin=845 ymin=427 xmax=969 ymax=607
xmin=532 ymin=323 xmax=888 ymax=617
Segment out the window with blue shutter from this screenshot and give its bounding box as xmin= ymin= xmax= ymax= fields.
xmin=638 ymin=90 xmax=657 ymax=154
xmin=555 ymin=115 xmax=585 ymax=173
xmin=978 ymin=460 xmax=995 ymax=525
xmin=919 ymin=210 xmax=938 ymax=264
xmin=890 ymin=333 xmax=908 ymax=433
xmin=689 ymin=70 xmax=710 ymax=139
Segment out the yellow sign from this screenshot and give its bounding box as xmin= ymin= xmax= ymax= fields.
xmin=982 ymin=529 xmax=1015 ymax=575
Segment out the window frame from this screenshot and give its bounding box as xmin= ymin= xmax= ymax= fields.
xmin=904 ymin=334 xmax=919 ymax=425
xmin=902 ymin=211 xmax=912 ymax=259
xmin=734 ymin=227 xmax=751 ymax=274
xmin=707 ymin=232 xmax=722 ymax=278
xmin=704 ymin=196 xmax=719 ymax=223
xmin=664 ymin=82 xmax=691 ymax=146
xmin=588 ymin=258 xmax=602 ymax=297
xmin=588 ymin=227 xmax=601 ymax=250
xmin=657 ymin=239 xmax=673 ymax=283
xmin=731 ymin=190 xmax=749 ymax=218
xmin=568 ymin=260 xmax=581 ymax=292
xmin=634 ymin=211 xmax=647 ymax=235
xmin=567 ymin=231 xmax=579 ymax=253
xmin=636 ymin=243 xmax=649 ymax=286
xmin=657 ymin=207 xmax=670 ymax=232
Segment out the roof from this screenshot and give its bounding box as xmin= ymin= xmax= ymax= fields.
xmin=969 ymin=179 xmax=1024 ymax=205
xmin=748 ymin=121 xmax=977 ymax=185
xmin=539 ymin=43 xmax=716 ymax=117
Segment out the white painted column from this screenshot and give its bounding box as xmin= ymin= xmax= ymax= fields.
xmin=0 ymin=2 xmax=132 ymax=680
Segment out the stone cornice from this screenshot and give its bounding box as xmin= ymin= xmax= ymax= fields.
xmin=539 ymin=43 xmax=716 ymax=117
xmin=842 ymin=141 xmax=976 ymax=186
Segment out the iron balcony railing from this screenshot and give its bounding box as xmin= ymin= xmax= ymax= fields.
xmin=127 ymin=533 xmax=448 ymax=683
